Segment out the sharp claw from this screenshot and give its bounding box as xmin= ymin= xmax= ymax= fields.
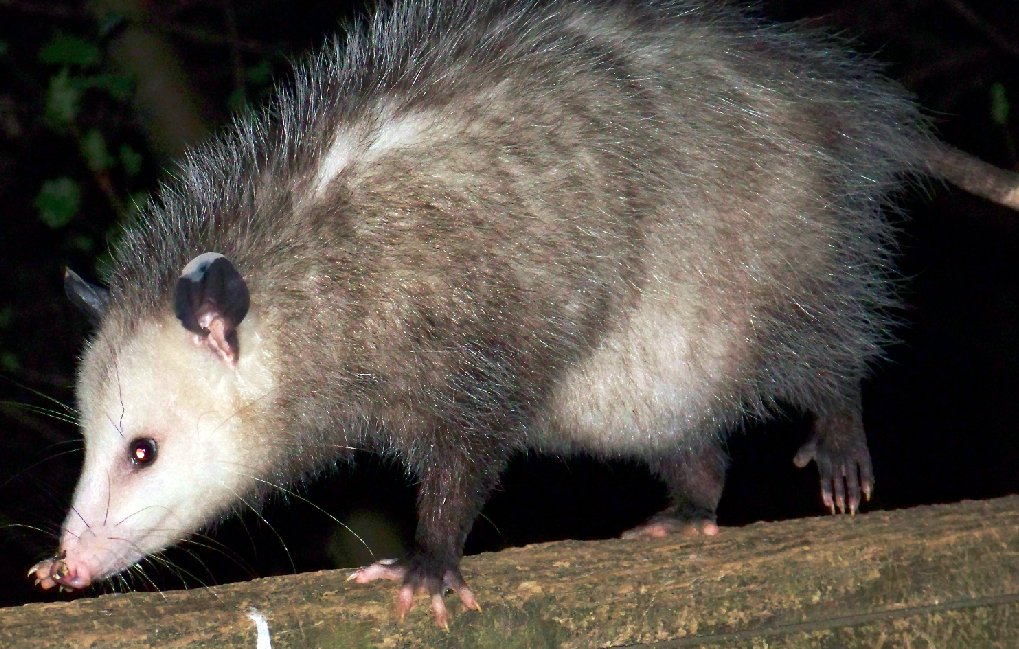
xmin=821 ymin=487 xmax=834 ymax=510
xmin=349 ymin=557 xmax=480 ymax=627
xmin=28 ymin=560 xmax=50 ymax=579
xmin=458 ymin=586 xmax=481 ymax=612
xmin=396 ymin=584 xmax=415 ymax=622
xmin=431 ymin=593 xmax=451 ymax=630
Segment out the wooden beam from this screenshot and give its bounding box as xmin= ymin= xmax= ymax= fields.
xmin=3 ymin=496 xmax=1017 ymax=648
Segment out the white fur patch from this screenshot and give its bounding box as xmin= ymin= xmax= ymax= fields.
xmin=309 ymin=111 xmax=431 ymax=199
xmin=543 ymin=290 xmax=734 ymax=456
xmin=310 ymin=130 xmax=356 ymax=197
xmin=179 ymin=251 xmax=225 ymax=279
xmin=365 ymin=113 xmax=429 ymax=160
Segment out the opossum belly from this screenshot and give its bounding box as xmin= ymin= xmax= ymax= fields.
xmin=540 ymin=292 xmax=742 ymax=535
xmin=544 ymin=297 xmax=738 ymax=455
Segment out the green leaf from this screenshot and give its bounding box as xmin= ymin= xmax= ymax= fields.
xmin=81 ymin=128 xmax=114 ymax=172
xmin=990 ymin=83 xmax=1010 ymax=127
xmin=0 ymin=41 xmax=9 ymax=58
xmin=87 ymin=73 xmax=134 ymax=101
xmin=119 ymin=144 xmax=143 ymax=177
xmin=35 ymin=177 xmax=81 ymax=229
xmin=0 ymin=307 xmax=12 ymax=329
xmin=44 ymin=68 xmax=80 ymax=128
xmin=39 ymin=34 xmax=100 ymax=68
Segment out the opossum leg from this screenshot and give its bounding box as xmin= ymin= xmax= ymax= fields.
xmin=794 ymin=385 xmax=874 ymax=515
xmin=622 ymin=440 xmax=728 ymax=539
xmin=348 ymin=554 xmax=480 ymax=630
xmin=349 ymin=439 xmax=504 ymax=629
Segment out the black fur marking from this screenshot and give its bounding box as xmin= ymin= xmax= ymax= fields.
xmin=64 ymin=269 xmax=110 ymax=326
xmin=174 ymin=255 xmax=250 ymax=354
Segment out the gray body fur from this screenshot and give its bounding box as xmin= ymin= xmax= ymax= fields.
xmin=42 ymin=0 xmax=928 ymax=612
xmin=114 ymin=0 xmax=919 ymax=457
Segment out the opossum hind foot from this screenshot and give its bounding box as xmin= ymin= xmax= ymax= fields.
xmin=348 ymin=555 xmax=481 ymax=629
xmin=622 ymin=442 xmax=727 ymax=539
xmin=621 ymin=506 xmax=721 ymax=539
xmin=794 ymin=405 xmax=875 ymax=515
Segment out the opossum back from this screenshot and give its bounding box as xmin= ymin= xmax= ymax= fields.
xmin=100 ymin=0 xmax=927 ymax=465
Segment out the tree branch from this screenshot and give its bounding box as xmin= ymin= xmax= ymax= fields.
xmin=2 ymin=496 xmax=1017 ymax=648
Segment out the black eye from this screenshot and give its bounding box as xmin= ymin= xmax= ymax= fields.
xmin=128 ymin=438 xmax=157 ymax=467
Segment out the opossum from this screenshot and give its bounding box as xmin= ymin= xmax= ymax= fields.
xmin=28 ymin=0 xmax=1017 ymax=628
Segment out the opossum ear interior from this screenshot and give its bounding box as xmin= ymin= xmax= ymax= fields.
xmin=174 ymin=253 xmax=250 ymax=365
xmin=64 ymin=268 xmax=110 ymax=326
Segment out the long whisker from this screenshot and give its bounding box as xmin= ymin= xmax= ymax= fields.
xmin=40 ymin=438 xmax=86 ymax=451
xmin=0 ymin=522 xmax=59 ymax=538
xmin=0 ymin=401 xmax=79 ymax=425
xmin=113 ymin=572 xmax=131 ymax=594
xmin=111 ymin=504 xmax=171 ymax=528
xmin=225 ymin=466 xmax=375 ymax=560
xmin=203 ymin=387 xmax=276 ymax=438
xmin=222 ymin=505 xmax=261 ymax=561
xmin=222 ymin=486 xmax=296 ymax=575
xmin=180 ymin=534 xmax=257 ymax=579
xmin=115 ymin=360 xmax=125 ymax=438
xmin=144 ymin=550 xmax=218 ymax=595
xmin=67 ymin=504 xmax=92 ymax=533
xmin=144 ymin=554 xmax=190 ymax=590
xmin=0 ymin=375 xmax=78 ymax=416
xmin=103 ymin=471 xmax=111 ymax=527
xmin=125 ymin=560 xmax=168 ymax=600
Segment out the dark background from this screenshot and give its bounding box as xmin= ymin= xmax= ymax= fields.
xmin=1 ymin=0 xmax=1017 ymax=609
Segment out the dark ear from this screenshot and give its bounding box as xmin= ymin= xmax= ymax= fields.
xmin=174 ymin=253 xmax=250 ymax=365
xmin=64 ymin=269 xmax=110 ymax=326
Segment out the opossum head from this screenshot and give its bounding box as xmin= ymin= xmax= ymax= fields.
xmin=32 ymin=254 xmax=275 ymax=591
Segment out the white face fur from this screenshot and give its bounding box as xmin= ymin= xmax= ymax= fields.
xmin=57 ymin=315 xmax=274 ymax=587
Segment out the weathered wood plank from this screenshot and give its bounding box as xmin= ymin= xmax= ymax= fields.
xmin=3 ymin=496 xmax=1017 ymax=648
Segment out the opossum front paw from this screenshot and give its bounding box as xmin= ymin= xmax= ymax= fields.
xmin=794 ymin=430 xmax=874 ymax=515
xmin=27 ymin=552 xmax=89 ymax=592
xmin=28 ymin=557 xmax=62 ymax=590
xmin=621 ymin=508 xmax=720 ymax=539
xmin=348 ymin=554 xmax=480 ymax=629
